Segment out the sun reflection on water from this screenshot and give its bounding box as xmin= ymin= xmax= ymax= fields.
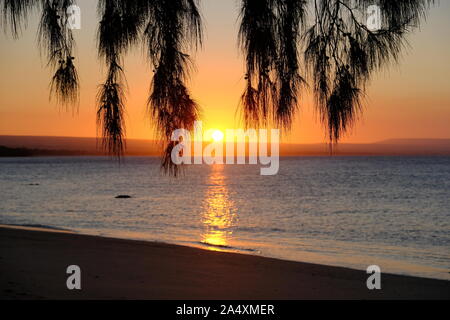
xmin=201 ymin=165 xmax=237 ymax=250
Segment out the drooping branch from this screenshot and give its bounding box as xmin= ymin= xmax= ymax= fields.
xmin=304 ymin=0 xmax=434 ymax=146
xmin=96 ymin=0 xmax=150 ymax=157
xmin=0 ymin=0 xmax=40 ymax=38
xmin=145 ymin=0 xmax=202 ymax=175
xmin=239 ymin=0 xmax=278 ymax=127
xmin=38 ymin=0 xmax=79 ymax=107
xmin=96 ymin=60 xmax=126 ymax=157
xmin=275 ymin=0 xmax=307 ymax=128
xmin=239 ymin=0 xmax=307 ymax=129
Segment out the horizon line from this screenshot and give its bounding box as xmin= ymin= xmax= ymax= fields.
xmin=1 ymin=134 xmax=450 ymax=145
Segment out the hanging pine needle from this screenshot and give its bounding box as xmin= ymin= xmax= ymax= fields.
xmin=145 ymin=0 xmax=202 ymax=174
xmin=38 ymin=0 xmax=79 ymax=107
xmin=0 ymin=0 xmax=40 ymax=38
xmin=304 ymin=0 xmax=434 ymax=147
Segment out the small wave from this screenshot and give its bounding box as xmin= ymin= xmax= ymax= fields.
xmin=236 ymin=226 xmax=287 ymax=233
xmin=3 ymin=223 xmax=73 ymax=232
xmin=197 ymin=241 xmax=257 ymax=252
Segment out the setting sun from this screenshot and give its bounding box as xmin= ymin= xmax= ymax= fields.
xmin=211 ymin=130 xmax=224 ymax=142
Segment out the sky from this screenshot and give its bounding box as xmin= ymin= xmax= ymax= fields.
xmin=0 ymin=0 xmax=449 ymax=144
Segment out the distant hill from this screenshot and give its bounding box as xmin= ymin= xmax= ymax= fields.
xmin=0 ymin=136 xmax=449 ymax=157
xmin=0 ymin=146 xmax=34 ymax=157
xmin=282 ymin=139 xmax=450 ymax=156
xmin=0 ymin=136 xmax=162 ymax=156
xmin=375 ymin=139 xmax=450 ymax=146
xmin=0 ymin=146 xmax=85 ymax=157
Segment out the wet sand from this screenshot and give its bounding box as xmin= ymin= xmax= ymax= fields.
xmin=1 ymin=225 xmax=449 ymax=300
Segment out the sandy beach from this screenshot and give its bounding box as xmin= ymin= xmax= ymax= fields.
xmin=0 ymin=225 xmax=449 ymax=300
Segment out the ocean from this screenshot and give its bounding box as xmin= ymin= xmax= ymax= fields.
xmin=1 ymin=156 xmax=449 ymax=280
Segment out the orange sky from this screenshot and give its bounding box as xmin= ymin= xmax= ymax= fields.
xmin=0 ymin=0 xmax=449 ymax=144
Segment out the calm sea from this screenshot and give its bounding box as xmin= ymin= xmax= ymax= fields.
xmin=1 ymin=156 xmax=449 ymax=280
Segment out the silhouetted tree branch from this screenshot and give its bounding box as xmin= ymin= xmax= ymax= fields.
xmin=0 ymin=0 xmax=436 ymax=172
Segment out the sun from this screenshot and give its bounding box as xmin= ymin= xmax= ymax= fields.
xmin=211 ymin=130 xmax=224 ymax=142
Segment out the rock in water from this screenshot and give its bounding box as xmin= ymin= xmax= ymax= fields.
xmin=115 ymin=195 xmax=132 ymax=199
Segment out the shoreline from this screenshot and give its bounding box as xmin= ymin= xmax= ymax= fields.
xmin=3 ymin=223 xmax=447 ymax=282
xmin=1 ymin=225 xmax=449 ymax=299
